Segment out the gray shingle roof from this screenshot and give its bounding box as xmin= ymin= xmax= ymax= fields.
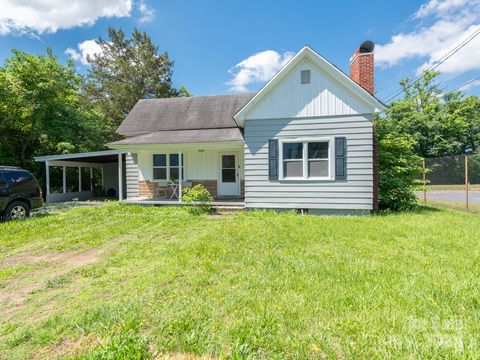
xmin=108 ymin=128 xmax=244 ymax=146
xmin=116 ymin=93 xmax=255 ymax=136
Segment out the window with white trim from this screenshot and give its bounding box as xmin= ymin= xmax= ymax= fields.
xmin=153 ymin=154 xmax=167 ymax=180
xmin=169 ymin=154 xmax=184 ymax=181
xmin=153 ymin=153 xmax=184 ymax=181
xmin=280 ymin=139 xmax=332 ymax=180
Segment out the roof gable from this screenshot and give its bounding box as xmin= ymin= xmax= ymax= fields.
xmin=234 ymin=46 xmax=386 ymax=125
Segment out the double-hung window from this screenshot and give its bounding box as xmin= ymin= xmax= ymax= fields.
xmin=169 ymin=154 xmax=184 ymax=181
xmin=153 ymin=154 xmax=167 ymax=180
xmin=282 ymin=142 xmax=303 ymax=178
xmin=153 ymin=153 xmax=184 ymax=181
xmin=280 ymin=138 xmax=332 ymax=180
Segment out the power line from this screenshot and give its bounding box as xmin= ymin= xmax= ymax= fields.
xmin=443 ymin=75 xmax=480 ymax=96
xmin=382 ymin=27 xmax=480 ymax=102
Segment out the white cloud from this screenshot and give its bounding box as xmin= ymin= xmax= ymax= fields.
xmin=376 ymin=0 xmax=480 ymax=76
xmin=0 ymin=0 xmax=132 ymax=36
xmin=227 ymin=50 xmax=294 ymax=92
xmin=138 ymin=0 xmax=154 ymax=23
xmin=414 ymin=0 xmax=470 ymax=18
xmin=65 ymin=39 xmax=103 ymax=65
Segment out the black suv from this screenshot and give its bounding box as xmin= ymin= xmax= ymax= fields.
xmin=0 ymin=166 xmax=43 ymax=220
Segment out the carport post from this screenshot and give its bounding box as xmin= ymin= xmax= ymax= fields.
xmin=118 ymin=153 xmax=123 ymax=201
xmin=62 ymin=166 xmax=66 ymax=194
xmin=45 ymin=160 xmax=50 ymax=198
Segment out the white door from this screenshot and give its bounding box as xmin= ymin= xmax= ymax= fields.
xmin=218 ymin=152 xmax=239 ymax=196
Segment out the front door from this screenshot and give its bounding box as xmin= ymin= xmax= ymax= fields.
xmin=218 ymin=153 xmax=239 ymax=196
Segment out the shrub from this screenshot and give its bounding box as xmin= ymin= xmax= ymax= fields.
xmin=375 ymin=118 xmax=423 ymax=211
xmin=181 ymin=184 xmax=213 ymax=215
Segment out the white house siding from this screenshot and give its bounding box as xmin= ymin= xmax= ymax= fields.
xmin=246 ymin=59 xmax=371 ymax=120
xmin=131 ymin=146 xmax=244 ymax=183
xmin=125 ymin=153 xmax=139 ymax=198
xmin=244 ymin=114 xmax=373 ymax=211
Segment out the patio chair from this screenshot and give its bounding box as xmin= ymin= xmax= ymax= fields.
xmin=155 ymin=183 xmax=169 ymax=199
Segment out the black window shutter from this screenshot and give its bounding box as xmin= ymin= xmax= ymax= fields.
xmin=335 ymin=137 xmax=347 ymax=180
xmin=268 ymin=139 xmax=279 ymax=180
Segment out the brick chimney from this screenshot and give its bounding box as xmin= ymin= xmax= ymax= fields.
xmin=349 ymin=40 xmax=375 ymax=95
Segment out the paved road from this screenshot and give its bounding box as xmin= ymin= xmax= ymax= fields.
xmin=417 ymin=190 xmax=480 ymax=203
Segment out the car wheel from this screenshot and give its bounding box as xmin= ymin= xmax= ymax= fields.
xmin=5 ymin=201 xmax=30 ymax=220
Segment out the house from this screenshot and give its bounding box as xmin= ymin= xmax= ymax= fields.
xmin=36 ymin=41 xmax=386 ymax=214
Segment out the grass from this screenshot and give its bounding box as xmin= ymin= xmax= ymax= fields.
xmin=425 ymin=199 xmax=480 ymax=215
xmin=1 ymin=204 xmax=480 ymax=358
xmin=426 ymin=184 xmax=480 ymax=191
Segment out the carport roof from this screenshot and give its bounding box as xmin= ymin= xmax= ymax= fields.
xmin=34 ymin=150 xmax=123 ymax=163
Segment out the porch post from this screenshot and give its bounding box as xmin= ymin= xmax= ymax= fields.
xmin=178 ymin=151 xmax=182 ymax=203
xmin=118 ymin=153 xmax=123 ymax=201
xmin=45 ymin=160 xmax=50 ymax=201
xmin=78 ymin=166 xmax=81 ymax=192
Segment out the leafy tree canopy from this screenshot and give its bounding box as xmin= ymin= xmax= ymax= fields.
xmin=83 ymin=27 xmax=190 ymax=137
xmin=0 ymin=49 xmax=107 ymax=171
xmin=383 ymin=71 xmax=480 ymax=158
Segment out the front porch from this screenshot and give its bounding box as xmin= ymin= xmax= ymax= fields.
xmin=110 ymin=141 xmax=245 ymax=203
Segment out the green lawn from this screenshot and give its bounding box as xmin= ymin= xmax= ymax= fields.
xmin=425 ymin=199 xmax=480 ymax=215
xmin=1 ymin=204 xmax=480 ymax=359
xmin=426 ymin=184 xmax=480 ymax=191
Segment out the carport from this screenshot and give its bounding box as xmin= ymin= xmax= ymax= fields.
xmin=34 ymin=150 xmax=126 ymax=203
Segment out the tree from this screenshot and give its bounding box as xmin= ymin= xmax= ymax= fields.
xmin=0 ymin=49 xmax=107 ymax=172
xmin=375 ymin=117 xmax=423 ymax=211
xmin=384 ymin=71 xmax=480 ymax=158
xmin=83 ymin=27 xmax=190 ymax=137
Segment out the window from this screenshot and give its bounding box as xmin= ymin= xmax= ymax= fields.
xmin=169 ymin=154 xmax=184 ymax=181
xmin=153 ymin=154 xmax=167 ymax=180
xmin=301 ymin=70 xmax=310 ymax=84
xmin=281 ymin=139 xmax=332 ymax=180
xmin=283 ymin=142 xmax=303 ymax=178
xmin=221 ymin=155 xmax=236 ymax=183
xmin=308 ymin=142 xmax=329 ymax=177
xmin=153 ymin=153 xmax=184 ymax=181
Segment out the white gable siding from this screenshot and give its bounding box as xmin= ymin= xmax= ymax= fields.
xmin=244 ymin=115 xmax=373 ymax=211
xmin=245 ymin=60 xmax=371 ymax=120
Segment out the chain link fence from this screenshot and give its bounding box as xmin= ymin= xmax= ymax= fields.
xmin=420 ymin=154 xmax=480 ymax=213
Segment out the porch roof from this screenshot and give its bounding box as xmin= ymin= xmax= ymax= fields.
xmin=107 ymin=128 xmax=244 ymax=146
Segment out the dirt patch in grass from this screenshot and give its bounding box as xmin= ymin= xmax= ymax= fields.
xmin=0 ymin=242 xmax=118 ymax=311
xmin=1 ymin=247 xmax=104 ymax=270
xmin=33 ymin=334 xmax=104 ymax=360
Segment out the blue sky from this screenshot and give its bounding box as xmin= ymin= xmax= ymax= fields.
xmin=0 ymin=0 xmax=479 ymax=102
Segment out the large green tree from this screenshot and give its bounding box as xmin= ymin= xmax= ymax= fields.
xmin=0 ymin=49 xmax=107 ymax=171
xmin=384 ymin=71 xmax=480 ymax=158
xmin=83 ymin=27 xmax=190 ymax=136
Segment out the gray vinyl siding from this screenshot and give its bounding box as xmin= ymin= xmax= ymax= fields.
xmin=244 ymin=114 xmax=373 ymax=210
xmin=126 ymin=153 xmax=139 ymax=198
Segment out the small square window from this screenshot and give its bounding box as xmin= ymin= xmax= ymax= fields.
xmin=301 ymin=70 xmax=310 ymax=84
